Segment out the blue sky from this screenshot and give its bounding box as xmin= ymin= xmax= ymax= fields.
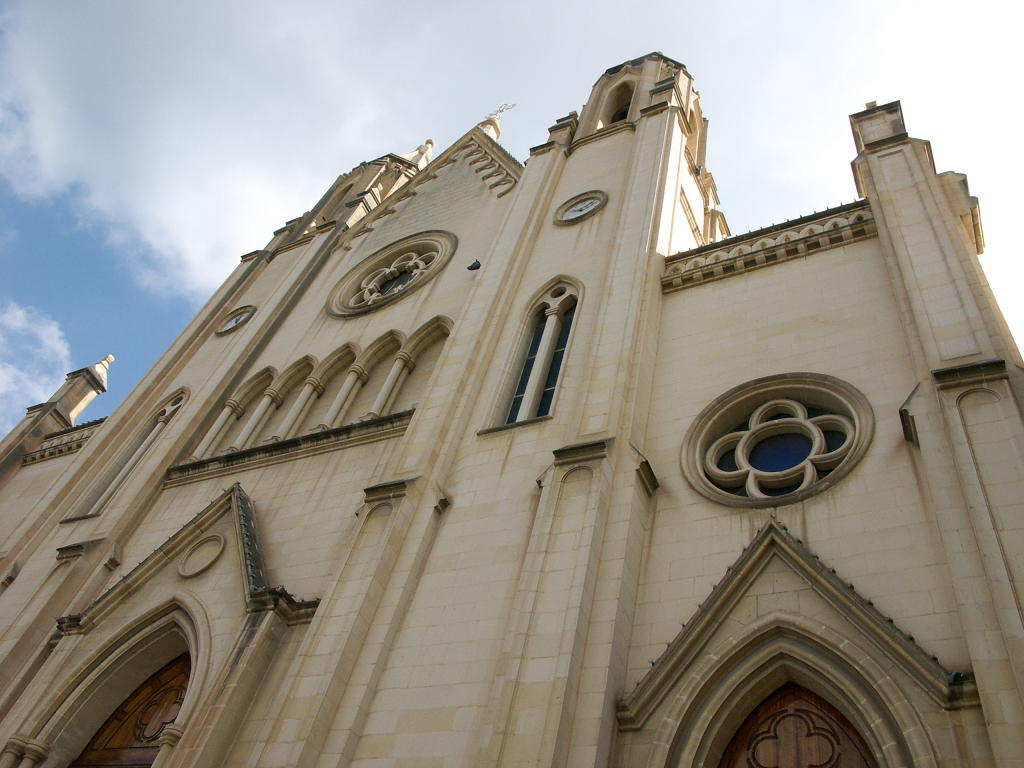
xmin=1 ymin=0 xmax=1020 ymax=432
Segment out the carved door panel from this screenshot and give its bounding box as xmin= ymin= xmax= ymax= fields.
xmin=718 ymin=684 xmax=878 ymax=768
xmin=70 ymin=653 xmax=190 ymax=767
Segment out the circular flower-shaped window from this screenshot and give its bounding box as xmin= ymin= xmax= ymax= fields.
xmin=327 ymin=231 xmax=457 ymax=317
xmin=681 ymin=373 xmax=873 ymax=507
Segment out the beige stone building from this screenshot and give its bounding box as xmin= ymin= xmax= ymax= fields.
xmin=0 ymin=52 xmax=1021 ymax=767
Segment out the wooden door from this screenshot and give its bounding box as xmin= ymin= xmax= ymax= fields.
xmin=70 ymin=653 xmax=190 ymax=767
xmin=718 ymin=684 xmax=878 ymax=768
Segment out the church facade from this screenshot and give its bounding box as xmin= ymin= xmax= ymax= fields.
xmin=0 ymin=52 xmax=1021 ymax=767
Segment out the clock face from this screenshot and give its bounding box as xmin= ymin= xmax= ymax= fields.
xmin=556 ymin=192 xmax=606 ymax=224
xmin=564 ymin=198 xmax=601 ymax=219
xmin=217 ymin=307 xmax=255 ymax=334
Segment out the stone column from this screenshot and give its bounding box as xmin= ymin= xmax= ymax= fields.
xmin=191 ymin=399 xmax=242 ymax=458
xmin=273 ymin=377 xmax=323 ymax=439
xmin=321 ymin=366 xmax=366 ymax=428
xmin=149 ymin=723 xmax=183 ymax=768
xmin=0 ymin=738 xmax=25 ymax=768
xmin=15 ymin=741 xmax=46 ymax=768
xmin=231 ymin=389 xmax=281 ymax=450
xmin=517 ymin=307 xmax=562 ymax=421
xmin=367 ymin=353 xmax=413 ymax=419
xmin=379 ymin=352 xmax=414 ymax=416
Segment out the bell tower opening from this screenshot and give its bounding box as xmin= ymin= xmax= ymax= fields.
xmin=601 ymin=81 xmax=635 ymax=127
xmin=70 ymin=653 xmax=191 ymax=768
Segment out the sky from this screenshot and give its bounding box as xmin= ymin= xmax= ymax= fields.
xmin=0 ymin=0 xmax=1020 ymax=433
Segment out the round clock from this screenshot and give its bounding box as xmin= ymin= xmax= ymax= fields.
xmin=216 ymin=306 xmax=256 ymax=335
xmin=554 ymin=191 xmax=607 ymax=225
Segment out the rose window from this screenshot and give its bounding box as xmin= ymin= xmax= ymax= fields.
xmin=349 ymin=249 xmax=438 ymax=309
xmin=681 ymin=374 xmax=873 ymax=507
xmin=327 ymin=230 xmax=457 ymax=317
xmin=704 ymin=399 xmax=853 ymax=499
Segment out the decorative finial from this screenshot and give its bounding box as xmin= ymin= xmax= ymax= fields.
xmin=478 ymin=104 xmax=515 ymax=141
xmin=486 ymin=103 xmax=517 ymax=121
xmin=398 ymin=139 xmax=434 ymax=169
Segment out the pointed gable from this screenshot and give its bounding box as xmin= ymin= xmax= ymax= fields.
xmin=56 ymin=484 xmax=317 ymax=635
xmin=616 ymin=519 xmax=974 ymax=730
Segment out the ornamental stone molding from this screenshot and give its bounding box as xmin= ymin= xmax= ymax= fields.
xmin=21 ymin=418 xmax=106 ymax=466
xmin=663 ymin=201 xmax=876 ymax=293
xmin=433 ymin=135 xmax=521 ymax=198
xmin=680 ymin=373 xmax=874 ymax=508
xmin=326 ymin=231 xmax=457 ymax=317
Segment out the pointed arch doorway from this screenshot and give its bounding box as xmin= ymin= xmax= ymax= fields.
xmin=718 ymin=684 xmax=878 ymax=768
xmin=70 ymin=653 xmax=190 ymax=767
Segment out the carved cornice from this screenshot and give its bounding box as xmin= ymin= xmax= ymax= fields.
xmin=433 ymin=130 xmax=521 ymax=198
xmin=55 ymin=538 xmax=105 ymax=562
xmin=164 ymin=410 xmax=413 ymax=487
xmin=22 ymin=418 xmax=106 ymax=466
xmin=553 ymin=438 xmax=613 ymax=466
xmin=663 ymin=201 xmax=875 ymax=293
xmin=270 ymin=233 xmax=316 ymax=259
xmin=568 ymin=121 xmax=636 ymax=154
xmin=932 ymin=358 xmax=1007 ymax=389
xmin=529 ymin=141 xmax=558 ymax=157
xmin=363 ymin=477 xmax=418 ymax=505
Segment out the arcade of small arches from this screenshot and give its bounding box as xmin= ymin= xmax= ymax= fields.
xmin=191 ymin=316 xmax=452 ymax=460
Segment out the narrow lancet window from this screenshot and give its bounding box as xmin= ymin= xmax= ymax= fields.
xmin=507 ymin=312 xmax=547 ymax=423
xmin=505 ymin=284 xmax=579 ymax=424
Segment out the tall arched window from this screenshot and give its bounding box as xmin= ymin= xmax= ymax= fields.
xmin=506 ymin=284 xmax=578 ymax=424
xmin=85 ymin=392 xmax=186 ymax=516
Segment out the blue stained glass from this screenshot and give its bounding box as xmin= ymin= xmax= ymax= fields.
xmin=537 ymin=385 xmax=554 ymax=416
xmin=824 ymin=430 xmax=847 ymax=452
xmin=506 ymin=394 xmax=524 ymax=423
xmin=506 ymin=315 xmax=546 ymax=423
xmin=717 ymin=448 xmax=738 ymax=472
xmin=748 ymin=433 xmax=812 ymax=472
xmin=543 ymin=349 xmax=565 ymax=390
xmin=761 ymin=482 xmax=803 ymax=497
xmin=379 ymin=271 xmax=413 ymax=295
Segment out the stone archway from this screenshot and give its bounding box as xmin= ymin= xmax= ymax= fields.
xmin=717 ymin=683 xmax=878 ymax=768
xmin=69 ymin=654 xmax=190 ymax=767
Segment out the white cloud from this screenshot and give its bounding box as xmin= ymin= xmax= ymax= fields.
xmin=0 ymin=0 xmax=1021 ymax=344
xmin=0 ymin=1 xmax=389 ymax=299
xmin=0 ymin=299 xmax=72 ymax=433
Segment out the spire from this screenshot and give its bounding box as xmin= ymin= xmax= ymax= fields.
xmin=398 ymin=139 xmax=434 ymax=170
xmin=89 ymin=354 xmax=116 ymax=393
xmin=50 ymin=354 xmax=115 ymax=427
